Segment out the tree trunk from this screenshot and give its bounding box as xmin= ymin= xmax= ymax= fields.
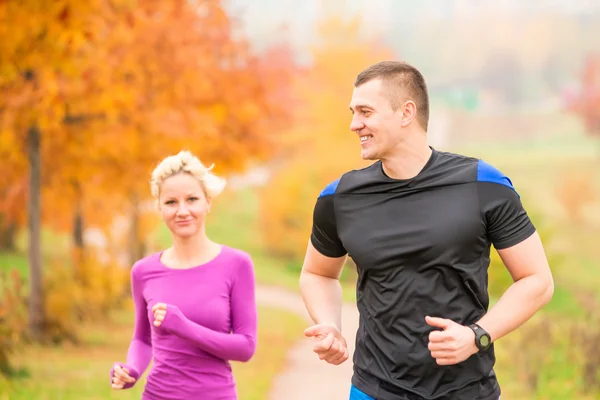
xmin=128 ymin=192 xmax=145 ymax=266
xmin=27 ymin=124 xmax=44 ymax=340
xmin=72 ymin=182 xmax=84 ymax=250
xmin=71 ymin=181 xmax=86 ymax=287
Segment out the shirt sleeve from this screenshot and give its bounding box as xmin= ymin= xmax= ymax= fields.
xmin=160 ymin=254 xmax=258 ymax=362
xmin=310 ymin=190 xmax=347 ymax=258
xmin=478 ymin=181 xmax=536 ymax=250
xmin=112 ymin=263 xmax=153 ymax=389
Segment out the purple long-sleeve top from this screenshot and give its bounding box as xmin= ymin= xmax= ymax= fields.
xmin=113 ymin=245 xmax=258 ymax=400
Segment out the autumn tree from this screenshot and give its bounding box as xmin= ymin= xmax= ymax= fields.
xmin=259 ymin=16 xmax=393 ymax=260
xmin=0 ymin=137 xmax=26 ymax=251
xmin=0 ymin=0 xmax=110 ymax=339
xmin=0 ymin=0 xmax=296 ymax=339
xmin=81 ymin=0 xmax=296 ymax=264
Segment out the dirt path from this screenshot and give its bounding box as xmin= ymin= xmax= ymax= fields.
xmin=256 ymin=285 xmax=359 ymax=400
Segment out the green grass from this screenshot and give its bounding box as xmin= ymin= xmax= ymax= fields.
xmin=493 ymin=312 xmax=600 ymax=400
xmin=0 ymin=252 xmax=28 ymax=278
xmin=544 ymin=284 xmax=587 ymax=317
xmin=0 ymin=306 xmax=305 ymax=400
xmin=455 ymin=130 xmax=599 ymax=163
xmin=13 ymin=228 xmax=71 ymax=260
xmin=0 ymin=227 xmax=72 ymax=283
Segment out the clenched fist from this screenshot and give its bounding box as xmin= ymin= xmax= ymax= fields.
xmin=425 ymin=316 xmax=478 ymax=366
xmin=304 ymin=323 xmax=349 ymax=365
xmin=110 ymin=363 xmax=139 ymax=390
xmin=152 ymin=302 xmax=168 ymax=327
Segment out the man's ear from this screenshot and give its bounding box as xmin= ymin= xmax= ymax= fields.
xmin=400 ymin=100 xmax=417 ymax=127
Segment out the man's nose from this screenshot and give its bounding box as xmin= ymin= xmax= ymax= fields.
xmin=350 ymin=115 xmax=364 ymax=132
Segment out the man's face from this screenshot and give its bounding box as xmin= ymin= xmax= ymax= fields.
xmin=349 ymin=78 xmax=405 ymax=161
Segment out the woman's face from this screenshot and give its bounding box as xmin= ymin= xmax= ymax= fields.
xmin=158 ymin=173 xmax=210 ymax=239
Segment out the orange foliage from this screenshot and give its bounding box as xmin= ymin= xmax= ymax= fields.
xmin=0 ymin=0 xmax=296 ymax=341
xmin=42 ymin=248 xmax=130 ymax=343
xmin=259 ymin=17 xmax=394 ymax=260
xmin=0 ymin=269 xmax=28 ymax=375
xmin=0 ymin=0 xmax=103 ymax=229
xmin=0 ymin=0 xmax=296 ymax=238
xmin=85 ymin=0 xmax=296 ymax=197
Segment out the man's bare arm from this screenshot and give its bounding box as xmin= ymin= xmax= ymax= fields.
xmin=299 ymin=241 xmax=347 ymax=331
xmin=477 ymin=231 xmax=554 ymax=342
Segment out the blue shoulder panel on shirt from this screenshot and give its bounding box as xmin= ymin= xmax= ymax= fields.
xmin=477 ymin=160 xmax=517 ymax=192
xmin=318 ymin=178 xmax=340 ymax=198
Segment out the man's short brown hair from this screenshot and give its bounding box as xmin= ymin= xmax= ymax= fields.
xmin=354 ymin=61 xmax=430 ymax=131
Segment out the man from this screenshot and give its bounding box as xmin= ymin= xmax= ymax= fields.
xmin=299 ymin=61 xmax=554 ymax=400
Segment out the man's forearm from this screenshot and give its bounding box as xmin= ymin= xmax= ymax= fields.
xmin=477 ymin=273 xmax=553 ymax=343
xmin=300 ymin=271 xmax=343 ymax=330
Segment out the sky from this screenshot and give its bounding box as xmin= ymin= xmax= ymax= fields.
xmin=223 ymin=0 xmax=600 ymax=54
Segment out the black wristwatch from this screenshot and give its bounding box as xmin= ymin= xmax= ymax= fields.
xmin=468 ymin=323 xmax=492 ymax=352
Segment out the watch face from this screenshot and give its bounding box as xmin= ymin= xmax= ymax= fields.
xmin=480 ymin=335 xmax=490 ymax=347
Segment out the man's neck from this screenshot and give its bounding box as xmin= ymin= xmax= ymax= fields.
xmin=381 ymin=139 xmax=432 ymax=180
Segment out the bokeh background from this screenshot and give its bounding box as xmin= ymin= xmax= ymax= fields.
xmin=1 ymin=1 xmax=599 ymax=399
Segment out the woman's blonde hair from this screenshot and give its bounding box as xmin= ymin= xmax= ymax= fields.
xmin=150 ymin=151 xmax=226 ymax=199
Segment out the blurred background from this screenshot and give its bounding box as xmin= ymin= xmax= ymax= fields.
xmin=1 ymin=0 xmax=599 ymax=399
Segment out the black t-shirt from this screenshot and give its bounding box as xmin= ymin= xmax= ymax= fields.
xmin=310 ymin=148 xmax=535 ymax=400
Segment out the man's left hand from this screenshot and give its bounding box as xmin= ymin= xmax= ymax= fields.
xmin=425 ymin=316 xmax=478 ymax=366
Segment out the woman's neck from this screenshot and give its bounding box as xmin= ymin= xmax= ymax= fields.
xmin=167 ymin=232 xmax=220 ymax=267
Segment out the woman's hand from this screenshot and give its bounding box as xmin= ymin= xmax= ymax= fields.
xmin=152 ymin=302 xmax=168 ymax=327
xmin=152 ymin=302 xmax=186 ymax=331
xmin=110 ymin=363 xmax=137 ymax=389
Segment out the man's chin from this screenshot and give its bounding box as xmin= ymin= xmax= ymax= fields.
xmin=360 ymin=151 xmax=377 ymax=161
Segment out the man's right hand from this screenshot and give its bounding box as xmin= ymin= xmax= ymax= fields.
xmin=304 ymin=323 xmax=349 ymax=365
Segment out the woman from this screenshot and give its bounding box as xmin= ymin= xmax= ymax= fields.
xmin=110 ymin=151 xmax=258 ymax=400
